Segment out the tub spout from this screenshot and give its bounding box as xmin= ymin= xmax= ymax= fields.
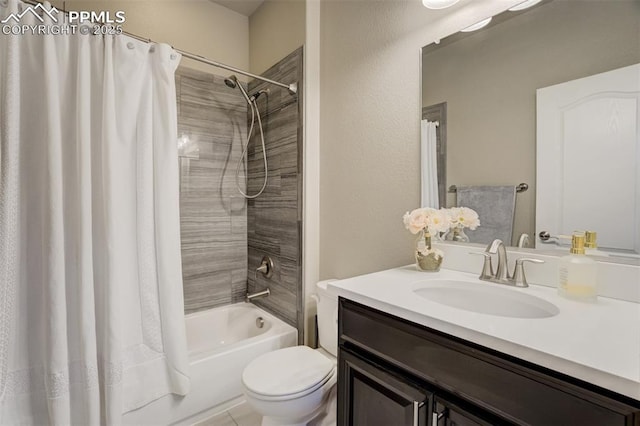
xmin=246 ymin=288 xmax=270 ymax=303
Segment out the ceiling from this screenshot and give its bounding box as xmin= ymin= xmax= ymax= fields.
xmin=210 ymin=0 xmax=265 ymax=17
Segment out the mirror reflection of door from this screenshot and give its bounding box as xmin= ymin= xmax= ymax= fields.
xmin=536 ymin=63 xmax=640 ymax=256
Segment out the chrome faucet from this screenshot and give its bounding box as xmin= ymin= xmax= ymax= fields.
xmin=246 ymin=288 xmax=270 ymax=303
xmin=517 ymin=233 xmax=530 ymax=248
xmin=487 ymin=239 xmax=510 ymax=283
xmin=471 ymin=239 xmax=544 ymax=288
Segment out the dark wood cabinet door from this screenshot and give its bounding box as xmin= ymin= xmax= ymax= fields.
xmin=339 ymin=348 xmax=431 ymax=426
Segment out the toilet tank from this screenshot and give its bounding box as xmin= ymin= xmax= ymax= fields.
xmin=315 ymin=280 xmax=338 ymax=357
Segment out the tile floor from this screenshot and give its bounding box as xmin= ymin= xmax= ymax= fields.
xmin=195 ymin=402 xmax=262 ymax=426
xmin=194 ymin=390 xmax=337 ymax=426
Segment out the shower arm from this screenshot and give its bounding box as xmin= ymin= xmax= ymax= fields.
xmin=22 ymin=0 xmax=299 ymax=96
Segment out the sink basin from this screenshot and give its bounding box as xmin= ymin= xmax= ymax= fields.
xmin=413 ymin=280 xmax=559 ymax=319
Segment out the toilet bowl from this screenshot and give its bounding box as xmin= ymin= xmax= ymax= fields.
xmin=242 ymin=280 xmax=338 ymax=426
xmin=242 ymin=346 xmax=337 ymax=426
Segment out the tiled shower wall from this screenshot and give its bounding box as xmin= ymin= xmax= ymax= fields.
xmin=175 ymin=48 xmax=304 ymax=334
xmin=247 ymin=48 xmax=304 ymax=339
xmin=176 ymin=67 xmax=248 ymax=313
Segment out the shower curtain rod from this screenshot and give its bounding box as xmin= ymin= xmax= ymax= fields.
xmin=130 ymin=33 xmax=299 ymax=96
xmin=22 ymin=0 xmax=298 ymax=95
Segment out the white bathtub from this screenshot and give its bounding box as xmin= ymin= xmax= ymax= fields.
xmin=123 ymin=303 xmax=298 ymax=425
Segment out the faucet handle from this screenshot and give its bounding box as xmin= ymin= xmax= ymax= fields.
xmin=511 ymin=258 xmax=544 ymax=288
xmin=469 ymin=252 xmax=494 ymax=280
xmin=256 ymin=256 xmax=274 ymax=279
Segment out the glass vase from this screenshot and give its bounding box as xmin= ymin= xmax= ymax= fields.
xmin=444 ymin=225 xmax=470 ymax=243
xmin=415 ymin=231 xmax=443 ymax=272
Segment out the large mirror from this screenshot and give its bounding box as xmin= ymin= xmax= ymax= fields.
xmin=421 ymin=0 xmax=640 ymax=257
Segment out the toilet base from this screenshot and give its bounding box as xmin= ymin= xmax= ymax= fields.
xmin=261 ymin=409 xmax=316 ymax=426
xmin=260 ymin=386 xmax=336 ymax=426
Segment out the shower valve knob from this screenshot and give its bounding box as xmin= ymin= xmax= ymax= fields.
xmin=256 ymin=256 xmax=274 ymax=279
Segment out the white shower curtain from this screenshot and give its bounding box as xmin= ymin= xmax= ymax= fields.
xmin=421 ymin=120 xmax=440 ymax=209
xmin=0 ymin=1 xmax=190 ymax=424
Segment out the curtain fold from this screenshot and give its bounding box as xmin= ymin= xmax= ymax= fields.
xmin=421 ymin=120 xmax=440 ymax=209
xmin=0 ymin=1 xmax=190 ymax=424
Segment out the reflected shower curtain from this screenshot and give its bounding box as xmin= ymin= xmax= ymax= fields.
xmin=421 ymin=120 xmax=440 ymax=209
xmin=0 ymin=1 xmax=190 ymax=424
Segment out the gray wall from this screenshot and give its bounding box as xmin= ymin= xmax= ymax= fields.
xmin=176 ymin=67 xmax=248 ymax=313
xmin=422 ymin=0 xmax=640 ymax=244
xmin=247 ymin=48 xmax=304 ymax=340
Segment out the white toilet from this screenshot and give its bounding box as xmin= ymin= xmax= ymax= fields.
xmin=242 ymin=280 xmax=338 ymax=426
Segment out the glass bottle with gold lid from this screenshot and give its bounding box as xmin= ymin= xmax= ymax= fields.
xmin=558 ymin=232 xmax=598 ymax=302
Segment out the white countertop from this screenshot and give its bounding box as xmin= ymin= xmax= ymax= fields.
xmin=328 ymin=266 xmax=640 ymax=401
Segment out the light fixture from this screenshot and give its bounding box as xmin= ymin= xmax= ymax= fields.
xmin=460 ymin=17 xmax=492 ymax=32
xmin=508 ymin=0 xmax=542 ymax=11
xmin=422 ymin=0 xmax=460 ymax=10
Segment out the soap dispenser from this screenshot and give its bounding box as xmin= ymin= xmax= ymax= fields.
xmin=584 ymin=231 xmax=609 ymax=257
xmin=558 ymin=232 xmax=598 ymax=302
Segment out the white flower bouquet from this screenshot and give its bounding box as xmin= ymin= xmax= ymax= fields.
xmin=402 ymin=208 xmax=451 ymax=269
xmin=447 ymin=207 xmax=480 ymax=230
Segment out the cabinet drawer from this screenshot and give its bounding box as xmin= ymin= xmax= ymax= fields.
xmin=339 ymin=298 xmax=640 ymax=426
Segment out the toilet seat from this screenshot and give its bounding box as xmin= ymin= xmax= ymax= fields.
xmin=244 ymin=368 xmax=337 ymax=402
xmin=242 ymin=346 xmax=336 ymax=401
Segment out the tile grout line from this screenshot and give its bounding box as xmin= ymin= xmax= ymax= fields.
xmin=227 ymin=411 xmax=239 ymax=426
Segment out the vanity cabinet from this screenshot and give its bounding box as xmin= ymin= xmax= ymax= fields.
xmin=337 ymin=298 xmax=640 ymax=426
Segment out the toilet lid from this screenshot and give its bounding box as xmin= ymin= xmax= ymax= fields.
xmin=242 ymin=346 xmax=335 ymax=398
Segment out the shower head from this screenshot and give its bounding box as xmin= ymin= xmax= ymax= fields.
xmin=224 ymin=75 xmax=238 ymax=89
xmin=225 ymin=75 xmax=252 ymax=105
